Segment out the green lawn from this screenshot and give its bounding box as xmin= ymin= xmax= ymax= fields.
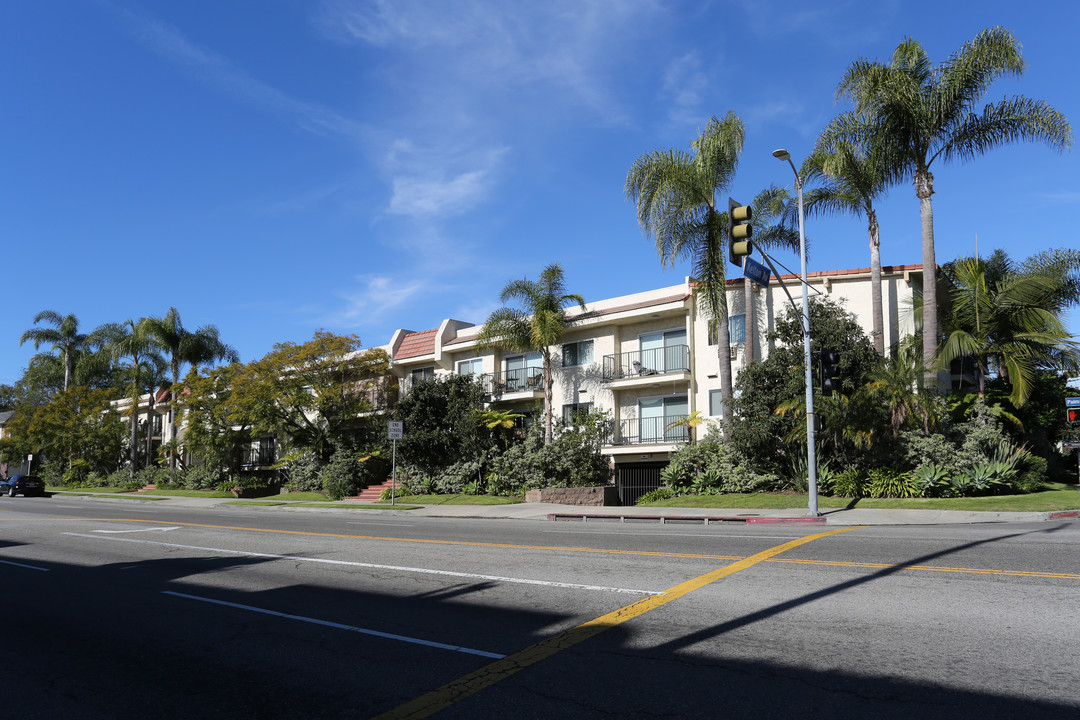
xmin=634 ymin=482 xmax=1080 ymax=513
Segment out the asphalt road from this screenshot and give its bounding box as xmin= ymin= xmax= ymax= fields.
xmin=2 ymin=496 xmax=1079 ymax=719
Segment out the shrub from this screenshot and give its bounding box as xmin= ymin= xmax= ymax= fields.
xmin=636 ymin=487 xmax=676 ymax=505
xmin=320 ymin=449 xmax=362 ymax=500
xmin=909 ymin=464 xmax=950 ymax=498
xmin=282 ymin=452 xmax=324 ymax=492
xmin=179 ymin=464 xmax=225 ymax=490
xmin=831 ymin=468 xmax=865 ymax=498
xmin=866 ymin=468 xmax=915 ymax=498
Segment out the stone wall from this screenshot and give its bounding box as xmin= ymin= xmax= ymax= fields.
xmin=524 ymin=486 xmax=619 ymax=506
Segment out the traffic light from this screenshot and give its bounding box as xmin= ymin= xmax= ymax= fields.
xmin=1069 ymin=408 xmax=1080 ymax=424
xmin=727 ymin=197 xmax=753 ymax=267
xmin=820 ymin=347 xmax=840 ymax=396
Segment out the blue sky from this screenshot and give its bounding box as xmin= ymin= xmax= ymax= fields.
xmin=2 ymin=0 xmax=1077 ymax=385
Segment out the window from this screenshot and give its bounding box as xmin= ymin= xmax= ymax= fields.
xmin=709 ymin=389 xmax=723 ymax=418
xmin=408 ymin=367 xmax=435 ymax=384
xmin=708 ymin=314 xmax=746 ymax=345
xmin=457 ymin=358 xmax=482 ymax=376
xmin=639 ymin=395 xmax=688 ymax=443
xmin=562 ymin=402 xmax=592 ymax=424
xmin=639 ymin=329 xmax=687 ymax=373
xmin=562 ymin=340 xmax=594 ymax=367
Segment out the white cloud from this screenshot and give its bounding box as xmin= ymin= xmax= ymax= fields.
xmin=662 ymin=53 xmax=709 ymax=128
xmin=109 ymin=3 xmax=365 ymax=142
xmin=333 ymin=274 xmax=429 ymax=326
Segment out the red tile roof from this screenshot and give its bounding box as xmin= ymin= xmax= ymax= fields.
xmin=396 ymin=329 xmax=438 ymax=359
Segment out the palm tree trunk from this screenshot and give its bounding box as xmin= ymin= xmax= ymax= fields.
xmin=716 ymin=297 xmax=733 ymax=440
xmin=868 ymin=209 xmax=884 ymax=356
xmin=916 ymin=168 xmax=938 ymax=387
xmin=542 ymin=352 xmax=554 ymax=444
xmin=129 ymin=393 xmax=138 ymax=480
xmin=743 ymin=276 xmax=755 ymax=364
xmin=63 ymin=347 xmax=72 ymax=392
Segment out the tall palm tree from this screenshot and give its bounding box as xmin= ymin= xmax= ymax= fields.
xmin=803 ymin=128 xmax=892 ymax=356
xmin=934 ymin=255 xmax=1079 ymax=407
xmin=19 ymin=311 xmax=86 ymax=391
xmin=476 ymin=263 xmax=586 ymax=444
xmin=100 ymin=319 xmax=167 ymax=478
xmin=828 ymin=27 xmax=1072 ymax=381
xmin=625 ymin=112 xmax=744 ymax=428
xmin=742 ymin=185 xmax=799 ymax=363
xmin=144 ymin=308 xmax=239 ymax=468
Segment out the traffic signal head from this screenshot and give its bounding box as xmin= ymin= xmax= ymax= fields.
xmin=820 ymin=347 xmax=840 ymax=396
xmin=1069 ymin=408 xmax=1080 ymax=424
xmin=727 ymin=197 xmax=753 ymax=267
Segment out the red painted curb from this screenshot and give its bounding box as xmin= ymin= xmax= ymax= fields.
xmin=1048 ymin=510 xmax=1080 ymax=519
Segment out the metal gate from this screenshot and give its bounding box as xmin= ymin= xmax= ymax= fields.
xmin=615 ymin=462 xmax=667 ymax=506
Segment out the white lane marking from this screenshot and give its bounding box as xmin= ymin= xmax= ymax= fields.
xmin=162 ymin=591 xmax=505 ymax=659
xmin=92 ymin=527 xmax=181 ymax=534
xmin=64 ymin=533 xmax=663 ymax=596
xmin=345 ymin=521 xmax=415 ymax=527
xmin=0 ymin=558 xmax=49 ymax=571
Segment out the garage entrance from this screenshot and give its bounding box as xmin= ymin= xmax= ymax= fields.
xmin=615 ymin=461 xmax=667 ymax=506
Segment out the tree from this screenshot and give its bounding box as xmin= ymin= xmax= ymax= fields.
xmin=803 ymin=129 xmax=892 ymax=355
xmin=742 ymin=185 xmax=800 ymax=363
xmin=476 ymin=263 xmax=586 ymax=444
xmin=625 ymin=112 xmax=744 ymax=428
xmin=829 ymin=27 xmax=1072 ymax=380
xmin=19 ymin=311 xmax=87 ymax=392
xmin=99 ymin=319 xmax=167 ymax=478
xmin=934 ymin=253 xmax=1079 ymax=407
xmin=143 ymin=308 xmax=239 ymax=469
xmin=393 ymin=374 xmax=490 ymax=477
xmin=206 ymin=332 xmax=390 ymax=462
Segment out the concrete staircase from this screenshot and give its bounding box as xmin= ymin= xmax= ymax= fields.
xmin=345 ymin=478 xmax=398 ymax=502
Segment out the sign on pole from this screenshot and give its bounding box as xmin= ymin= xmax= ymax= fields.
xmin=1065 ymin=397 xmax=1080 ymax=408
xmin=387 ymin=421 xmax=403 ymax=504
xmin=743 ymin=257 xmax=770 ymax=287
xmin=388 ymin=421 xmax=403 ymax=440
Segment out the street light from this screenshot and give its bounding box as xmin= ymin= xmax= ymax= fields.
xmin=772 ymin=148 xmax=819 ymax=517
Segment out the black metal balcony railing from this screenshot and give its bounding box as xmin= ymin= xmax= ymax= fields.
xmin=609 ymin=416 xmax=690 ymax=445
xmin=484 ymin=368 xmax=546 ymax=396
xmin=241 ymin=439 xmax=276 ymax=467
xmin=602 ymin=345 xmax=690 ymax=382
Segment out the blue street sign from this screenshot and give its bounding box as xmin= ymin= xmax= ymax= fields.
xmin=743 ymin=257 xmax=770 ymax=287
xmin=1066 ymin=397 xmax=1080 ymax=408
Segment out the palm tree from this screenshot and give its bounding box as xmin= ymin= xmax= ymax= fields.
xmin=742 ymin=185 xmax=800 ymax=363
xmin=625 ymin=112 xmax=744 ymax=428
xmin=100 ymin=319 xmax=167 ymax=478
xmin=828 ymin=27 xmax=1072 ymax=381
xmin=803 ymin=128 xmax=892 ymax=356
xmin=862 ymin=338 xmax=939 ymax=438
xmin=144 ymin=308 xmax=239 ymax=468
xmin=934 ymin=255 xmax=1079 ymax=407
xmin=19 ymin=311 xmax=86 ymax=391
xmin=476 ymin=263 xmax=586 ymax=444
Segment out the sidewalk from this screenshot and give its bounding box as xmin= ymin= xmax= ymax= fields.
xmin=53 ymin=491 xmax=1080 ymax=526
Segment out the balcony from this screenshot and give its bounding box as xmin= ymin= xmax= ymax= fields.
xmin=484 ymin=368 xmax=546 ymax=398
xmin=602 ymin=345 xmax=691 ymax=387
xmin=607 ymin=416 xmax=689 ymax=446
xmin=240 ymin=438 xmax=276 ymax=468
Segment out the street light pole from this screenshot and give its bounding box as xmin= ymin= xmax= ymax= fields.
xmin=772 ymin=148 xmax=819 ymax=517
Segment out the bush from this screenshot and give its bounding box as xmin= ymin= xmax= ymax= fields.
xmin=282 ymin=452 xmax=324 ymax=492
xmin=134 ymin=466 xmax=171 ymax=488
xmin=178 ymin=464 xmax=225 ymax=490
xmin=321 ymin=449 xmax=361 ymax=500
xmin=636 ymin=487 xmax=676 ymax=505
xmin=866 ymin=468 xmax=915 ymax=498
xmin=831 ymin=468 xmax=865 ymax=498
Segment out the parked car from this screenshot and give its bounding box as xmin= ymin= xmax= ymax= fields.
xmin=1 ymin=475 xmax=46 ymax=497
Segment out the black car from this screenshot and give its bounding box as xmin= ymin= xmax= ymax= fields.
xmin=1 ymin=475 xmax=46 ymax=497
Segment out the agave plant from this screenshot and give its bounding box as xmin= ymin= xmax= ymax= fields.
xmin=909 ymin=464 xmax=950 ymax=498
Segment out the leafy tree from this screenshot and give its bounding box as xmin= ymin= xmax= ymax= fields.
xmin=476 ymin=263 xmax=586 ymax=444
xmin=143 ymin=307 xmax=239 ymax=468
xmin=392 ymin=373 xmax=490 ymax=477
xmin=181 ymin=363 xmax=252 ymax=480
xmin=208 ymin=332 xmax=389 ymax=462
xmin=935 ymin=254 xmax=1079 ymax=406
xmin=829 ymin=27 xmax=1072 ymax=380
xmin=803 ymin=131 xmax=893 ymax=355
xmin=625 ymin=112 xmax=744 ymax=428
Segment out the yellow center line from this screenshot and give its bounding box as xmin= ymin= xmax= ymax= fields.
xmin=11 ymin=517 xmax=1080 ymax=580
xmin=371 ymin=526 xmax=861 ymax=720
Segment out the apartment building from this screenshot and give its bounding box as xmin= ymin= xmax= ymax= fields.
xmin=387 ymin=264 xmax=922 ymax=487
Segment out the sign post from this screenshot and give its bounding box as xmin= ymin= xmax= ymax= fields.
xmin=387 ymin=421 xmax=403 ymax=505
